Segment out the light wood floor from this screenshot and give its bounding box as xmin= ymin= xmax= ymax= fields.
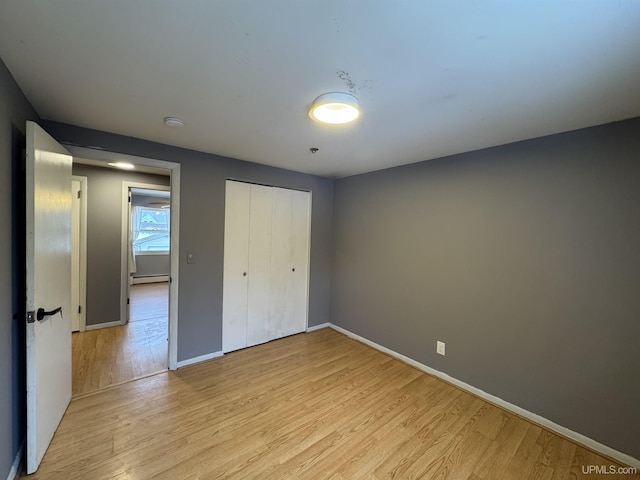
xmin=27 ymin=328 xmax=637 ymax=479
xmin=71 ymin=282 xmax=168 ymax=396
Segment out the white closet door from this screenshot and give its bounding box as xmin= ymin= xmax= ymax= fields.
xmin=246 ymin=184 xmax=273 ymax=347
xmin=269 ymin=187 xmax=294 ymax=340
xmin=222 ymin=181 xmax=251 ymax=352
xmin=287 ymin=189 xmax=311 ymax=336
xmin=223 ymin=181 xmax=311 ymax=352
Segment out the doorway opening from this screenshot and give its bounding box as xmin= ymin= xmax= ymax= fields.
xmin=67 ymin=146 xmax=180 ymax=397
xmin=123 ymin=184 xmax=171 ymax=325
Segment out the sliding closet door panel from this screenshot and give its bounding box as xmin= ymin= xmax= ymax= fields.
xmin=222 ymin=181 xmax=251 ymax=353
xmin=288 ymin=189 xmax=312 ymax=336
xmin=246 ymin=184 xmax=273 ymax=347
xmin=269 ymin=188 xmax=294 ymax=340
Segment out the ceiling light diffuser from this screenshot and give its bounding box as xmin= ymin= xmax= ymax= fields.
xmin=107 ymin=162 xmax=135 ymax=170
xmin=309 ymin=92 xmax=360 ymax=124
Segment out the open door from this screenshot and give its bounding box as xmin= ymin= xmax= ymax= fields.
xmin=25 ymin=121 xmax=73 ymax=473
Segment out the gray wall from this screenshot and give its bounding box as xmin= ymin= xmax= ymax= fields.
xmin=133 ymin=254 xmax=170 ymax=278
xmin=72 ymin=164 xmax=170 ymax=326
xmin=331 ymin=118 xmax=640 ymax=460
xmin=0 ymin=59 xmax=39 ymax=479
xmin=47 ymin=121 xmax=335 ymax=362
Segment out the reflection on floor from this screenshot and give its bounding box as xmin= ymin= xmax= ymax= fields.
xmin=71 ymin=282 xmax=168 ymax=397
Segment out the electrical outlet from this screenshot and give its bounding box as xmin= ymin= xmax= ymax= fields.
xmin=437 ymin=341 xmax=446 ymax=356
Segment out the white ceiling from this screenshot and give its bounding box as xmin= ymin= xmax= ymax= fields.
xmin=1 ymin=1 xmax=639 ymax=178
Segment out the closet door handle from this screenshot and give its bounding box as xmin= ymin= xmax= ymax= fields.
xmin=243 ymin=272 xmax=247 ymax=277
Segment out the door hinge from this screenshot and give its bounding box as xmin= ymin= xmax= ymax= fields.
xmin=127 ymin=298 xmax=130 ymax=305
xmin=78 ymin=305 xmax=82 ymax=314
xmin=77 ymin=190 xmax=82 ymax=199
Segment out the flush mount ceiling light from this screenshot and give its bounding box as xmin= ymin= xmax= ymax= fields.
xmin=164 ymin=116 xmax=185 ymax=128
xmin=309 ymin=92 xmax=360 ymax=124
xmin=107 ymin=162 xmax=135 ymax=170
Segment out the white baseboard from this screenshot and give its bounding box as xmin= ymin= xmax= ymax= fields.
xmin=131 ymin=275 xmax=170 ymax=285
xmin=177 ymin=350 xmax=223 ymax=368
xmin=327 ymin=323 xmax=640 ymax=469
xmin=7 ymin=441 xmax=23 ymax=480
xmin=306 ymin=322 xmax=330 ymax=332
xmin=177 ymin=325 xmax=330 ymax=369
xmin=85 ymin=320 xmax=122 ymax=331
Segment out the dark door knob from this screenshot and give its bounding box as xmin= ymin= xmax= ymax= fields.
xmin=37 ymin=307 xmax=63 ymax=321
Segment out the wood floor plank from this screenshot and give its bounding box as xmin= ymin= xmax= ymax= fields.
xmin=24 ymin=328 xmax=638 ymax=480
xmin=501 ymin=424 xmax=545 ymax=479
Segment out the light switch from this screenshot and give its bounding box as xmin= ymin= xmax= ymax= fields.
xmin=187 ymin=251 xmax=196 ymax=264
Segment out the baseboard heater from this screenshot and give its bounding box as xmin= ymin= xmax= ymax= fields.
xmin=131 ymin=275 xmax=170 ymax=285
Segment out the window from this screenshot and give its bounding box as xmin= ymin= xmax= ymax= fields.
xmin=132 ymin=206 xmax=170 ymax=253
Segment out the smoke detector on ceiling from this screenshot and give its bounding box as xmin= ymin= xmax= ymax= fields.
xmin=164 ymin=117 xmax=185 ymax=128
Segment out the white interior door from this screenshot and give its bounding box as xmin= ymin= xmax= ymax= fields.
xmin=222 ymin=181 xmax=251 ymax=352
xmin=268 ymin=187 xmax=311 ymax=338
xmin=246 ymin=184 xmax=273 ymax=347
xmin=222 ymin=181 xmax=311 ymax=353
xmin=25 ymin=121 xmax=73 ymax=473
xmin=269 ymin=187 xmax=294 ymax=340
xmin=285 ymin=188 xmax=311 ymax=336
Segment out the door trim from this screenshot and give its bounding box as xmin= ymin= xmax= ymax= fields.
xmin=65 ymin=146 xmax=181 ymax=370
xmin=71 ymin=175 xmax=87 ymax=331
